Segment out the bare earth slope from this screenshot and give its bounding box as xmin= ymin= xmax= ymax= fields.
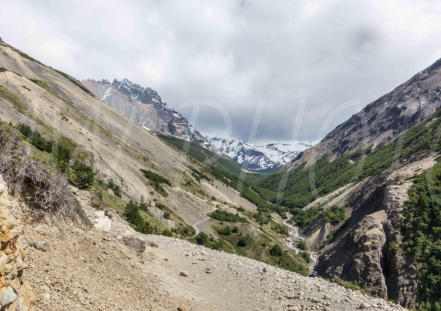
xmin=0 ymin=41 xmax=255 ymax=235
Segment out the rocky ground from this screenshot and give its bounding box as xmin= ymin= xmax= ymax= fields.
xmin=0 ymin=180 xmax=407 ymax=310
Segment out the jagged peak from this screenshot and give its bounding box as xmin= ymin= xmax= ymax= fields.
xmin=110 ymin=78 xmax=163 ymax=104
xmin=99 ymin=79 xmax=111 ymax=85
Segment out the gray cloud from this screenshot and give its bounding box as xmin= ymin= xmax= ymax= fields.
xmin=2 ymin=0 xmax=441 ymax=142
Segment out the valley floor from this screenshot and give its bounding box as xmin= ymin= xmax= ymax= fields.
xmin=20 ymin=198 xmax=406 ymax=311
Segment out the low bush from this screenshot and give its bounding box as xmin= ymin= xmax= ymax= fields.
xmin=216 ymin=226 xmax=232 ymax=236
xmin=209 ymin=209 xmax=248 ymax=223
xmin=272 ymin=222 xmax=290 ymax=236
xmin=237 ymin=236 xmax=249 ymax=247
xmin=323 ymin=205 xmax=347 ymax=225
xmin=106 ymin=179 xmax=121 ymax=197
xmin=195 ymin=232 xmax=209 ymax=245
xmin=140 ymin=169 xmax=171 ymax=197
xmin=124 ymin=200 xmax=165 ymax=235
xmin=16 ymin=123 xmax=94 ymax=189
xmin=269 ymin=244 xmax=283 ymax=257
xmin=298 ymin=240 xmax=307 ymax=250
xmin=0 ymin=122 xmax=80 ymax=219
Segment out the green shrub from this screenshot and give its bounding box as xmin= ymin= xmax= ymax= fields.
xmin=323 ymin=205 xmax=347 ymax=225
xmin=301 ymin=251 xmax=312 ymax=263
xmin=140 ymin=169 xmax=171 ymax=197
xmin=269 ymin=244 xmax=283 ymax=257
xmin=216 ymin=226 xmax=232 ymax=236
xmin=195 ymin=232 xmax=209 ymax=245
xmin=298 ymin=240 xmax=307 ymax=250
xmin=237 ymin=237 xmax=249 ymax=247
xmin=272 ymin=222 xmax=289 ymax=236
xmin=209 ymin=209 xmax=248 ymax=223
xmin=69 ymin=160 xmax=94 ymax=189
xmin=107 ymin=179 xmax=121 ymax=197
xmin=291 ymin=207 xmax=322 ymax=229
xmin=162 ymin=228 xmax=174 ymax=237
xmin=124 ymin=200 xmax=159 ymax=235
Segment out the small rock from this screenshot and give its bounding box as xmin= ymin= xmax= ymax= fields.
xmin=0 ymin=287 xmax=17 ymax=307
xmin=147 ymin=241 xmax=158 ymax=248
xmin=122 ymin=236 xmax=146 ymax=255
xmin=31 ymin=241 xmax=50 ymax=252
xmin=178 ymin=304 xmax=187 ymax=311
xmin=179 ymin=271 xmax=188 ymax=277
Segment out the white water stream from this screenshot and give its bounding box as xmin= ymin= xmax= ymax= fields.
xmin=282 ymin=219 xmax=319 ymax=276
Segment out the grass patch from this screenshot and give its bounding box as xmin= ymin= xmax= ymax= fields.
xmin=336 ymin=279 xmax=370 ymax=296
xmin=52 ymin=68 xmax=95 ymax=97
xmin=140 ymin=169 xmax=171 ymax=197
xmin=200 ymin=224 xmax=310 ymax=275
xmin=0 ymin=84 xmax=27 ymax=112
xmin=208 ymin=209 xmax=248 ymax=223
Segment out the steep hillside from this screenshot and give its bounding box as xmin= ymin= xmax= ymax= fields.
xmin=207 ymin=137 xmax=313 ymax=171
xmin=290 ymin=57 xmax=441 ymax=168
xmin=0 ymin=41 xmax=311 ymax=276
xmin=251 ymin=58 xmax=441 ymax=309
xmin=0 ymin=172 xmax=405 ymax=311
xmin=82 ymin=78 xmax=209 ymax=147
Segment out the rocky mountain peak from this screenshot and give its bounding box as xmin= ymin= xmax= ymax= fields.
xmin=112 ymin=79 xmax=163 ymax=107
xmin=82 ymin=78 xmax=208 ymax=146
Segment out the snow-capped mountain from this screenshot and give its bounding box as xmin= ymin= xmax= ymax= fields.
xmin=82 ymin=78 xmax=209 ymax=146
xmin=208 ymin=137 xmax=315 ymax=171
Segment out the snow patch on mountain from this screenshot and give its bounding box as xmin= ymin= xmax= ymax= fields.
xmin=83 ymin=78 xmax=208 ymax=146
xmin=208 ymin=137 xmax=315 ymax=171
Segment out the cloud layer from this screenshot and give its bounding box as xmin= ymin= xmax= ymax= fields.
xmin=2 ymin=0 xmax=441 ymax=142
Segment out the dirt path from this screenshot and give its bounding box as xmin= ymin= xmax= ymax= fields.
xmin=20 ymin=203 xmax=407 ymax=311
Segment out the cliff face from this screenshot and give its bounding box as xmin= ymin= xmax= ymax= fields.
xmin=82 ymin=79 xmax=209 ymax=147
xmin=290 ymin=58 xmax=441 ymax=168
xmin=311 ymin=154 xmax=437 ymax=308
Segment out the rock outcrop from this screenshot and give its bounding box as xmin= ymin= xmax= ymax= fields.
xmin=315 ymin=155 xmax=437 ymax=308
xmin=0 ymin=176 xmax=34 ymax=310
xmin=82 ymin=79 xmax=209 ymax=147
xmin=290 ymin=57 xmax=441 ymax=168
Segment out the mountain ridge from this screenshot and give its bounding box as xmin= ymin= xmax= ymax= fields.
xmin=290 ymin=56 xmax=441 ymax=169
xmin=83 ymin=78 xmax=210 ymax=148
xmin=208 ymin=136 xmax=313 ymax=171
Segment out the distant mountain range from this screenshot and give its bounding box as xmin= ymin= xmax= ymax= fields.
xmin=207 ymin=137 xmax=314 ymax=171
xmin=83 ymin=78 xmax=316 ymax=171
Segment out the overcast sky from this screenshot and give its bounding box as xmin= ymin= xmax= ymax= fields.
xmin=2 ymin=0 xmax=441 ymax=143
